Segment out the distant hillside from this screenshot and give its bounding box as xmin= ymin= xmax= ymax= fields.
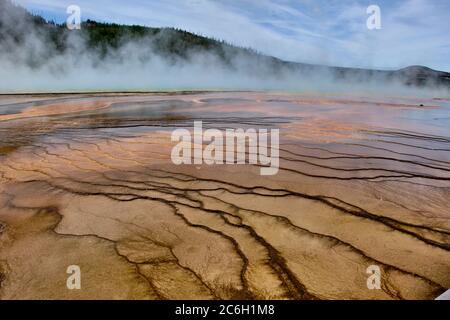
xmin=1 ymin=0 xmax=450 ymax=90
xmin=0 ymin=0 xmax=270 ymax=64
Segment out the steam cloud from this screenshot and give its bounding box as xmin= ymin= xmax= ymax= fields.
xmin=0 ymin=0 xmax=449 ymax=97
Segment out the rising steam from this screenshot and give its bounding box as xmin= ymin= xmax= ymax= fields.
xmin=0 ymin=0 xmax=449 ymax=97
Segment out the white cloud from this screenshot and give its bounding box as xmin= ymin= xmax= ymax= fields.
xmin=14 ymin=0 xmax=450 ymax=71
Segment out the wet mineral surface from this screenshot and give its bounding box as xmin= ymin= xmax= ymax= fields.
xmin=0 ymin=92 xmax=449 ymax=300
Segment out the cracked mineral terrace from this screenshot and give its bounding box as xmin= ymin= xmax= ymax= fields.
xmin=0 ymin=91 xmax=449 ymax=300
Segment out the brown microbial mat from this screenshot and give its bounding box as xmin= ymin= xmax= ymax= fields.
xmin=0 ymin=92 xmax=449 ymax=300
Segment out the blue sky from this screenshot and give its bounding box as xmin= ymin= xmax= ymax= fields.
xmin=14 ymin=0 xmax=450 ymax=71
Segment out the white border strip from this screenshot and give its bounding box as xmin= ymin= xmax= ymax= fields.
xmin=436 ymin=289 xmax=450 ymax=300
